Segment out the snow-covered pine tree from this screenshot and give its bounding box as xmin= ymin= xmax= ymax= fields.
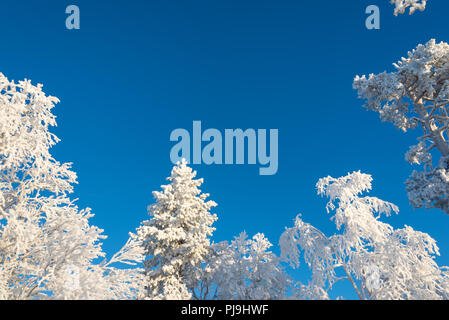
xmin=280 ymin=171 xmax=449 ymax=300
xmin=136 ymin=159 xmax=218 ymax=300
xmin=0 ymin=73 xmax=143 ymax=299
xmin=353 ymin=39 xmax=449 ymax=214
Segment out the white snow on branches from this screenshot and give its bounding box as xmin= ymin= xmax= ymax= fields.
xmin=280 ymin=171 xmax=449 ymax=300
xmin=203 ymin=232 xmax=290 ymax=300
xmin=136 ymin=160 xmax=290 ymax=300
xmin=2 ymin=70 xmax=448 ymax=300
xmin=391 ymin=0 xmax=427 ymax=15
xmin=0 ymin=73 xmax=143 ymax=300
xmin=136 ymin=159 xmax=218 ymax=300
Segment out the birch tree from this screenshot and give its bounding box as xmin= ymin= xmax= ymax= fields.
xmin=0 ymin=73 xmax=143 ymax=300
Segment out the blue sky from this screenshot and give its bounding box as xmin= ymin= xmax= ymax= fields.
xmin=1 ymin=0 xmax=448 ymax=298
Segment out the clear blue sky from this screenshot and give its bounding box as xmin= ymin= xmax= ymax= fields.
xmin=1 ymin=0 xmax=448 ymax=299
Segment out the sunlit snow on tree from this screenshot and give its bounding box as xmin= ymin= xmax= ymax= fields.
xmin=354 ymin=39 xmax=449 ymax=214
xmin=136 ymin=159 xmax=218 ymax=300
xmin=0 ymin=73 xmax=143 ymax=300
xmin=280 ymin=171 xmax=449 ymax=300
xmin=390 ymin=0 xmax=427 ymax=15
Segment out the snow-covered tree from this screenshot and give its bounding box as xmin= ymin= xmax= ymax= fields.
xmin=353 ymin=39 xmax=449 ymax=214
xmin=0 ymin=73 xmax=143 ymax=300
xmin=48 ymin=235 xmax=144 ymax=300
xmin=390 ymin=0 xmax=427 ymax=15
xmin=201 ymin=232 xmax=290 ymax=300
xmin=280 ymin=171 xmax=449 ymax=300
xmin=136 ymin=159 xmax=218 ymax=300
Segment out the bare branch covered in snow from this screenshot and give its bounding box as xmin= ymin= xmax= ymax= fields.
xmin=0 ymin=73 xmax=142 ymax=300
xmin=136 ymin=159 xmax=218 ymax=300
xmin=353 ymin=39 xmax=449 ymax=214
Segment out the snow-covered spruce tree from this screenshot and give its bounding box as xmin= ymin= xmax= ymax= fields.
xmin=136 ymin=159 xmax=218 ymax=300
xmin=0 ymin=73 xmax=143 ymax=299
xmin=201 ymin=232 xmax=290 ymax=300
xmin=353 ymin=39 xmax=449 ymax=214
xmin=390 ymin=0 xmax=427 ymax=15
xmin=280 ymin=171 xmax=449 ymax=300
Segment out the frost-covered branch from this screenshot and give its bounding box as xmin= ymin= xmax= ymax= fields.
xmin=0 ymin=73 xmax=142 ymax=300
xmin=135 ymin=161 xmax=291 ymax=300
xmin=280 ymin=171 xmax=449 ymax=300
xmin=390 ymin=0 xmax=427 ymax=15
xmin=353 ymin=40 xmax=449 ymax=214
xmin=203 ymin=232 xmax=291 ymax=300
